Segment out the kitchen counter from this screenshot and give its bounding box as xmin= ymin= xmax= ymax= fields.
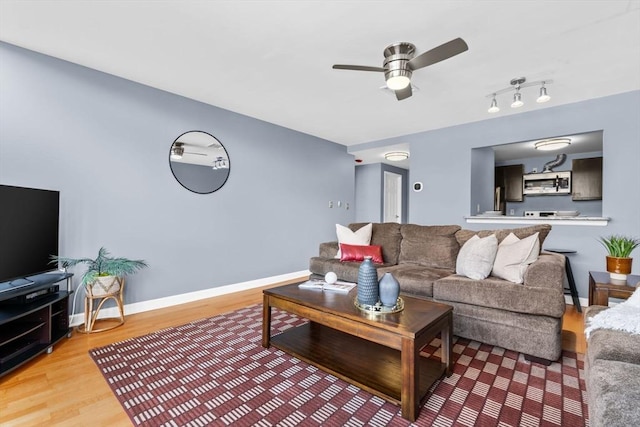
xmin=464 ymin=216 xmax=610 ymax=226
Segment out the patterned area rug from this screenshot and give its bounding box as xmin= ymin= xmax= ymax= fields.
xmin=89 ymin=304 xmax=588 ymax=426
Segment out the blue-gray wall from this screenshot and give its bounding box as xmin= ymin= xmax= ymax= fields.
xmin=354 ymin=163 xmax=408 ymax=223
xmin=352 ymin=91 xmax=640 ymax=301
xmin=354 ymin=164 xmax=381 ymax=222
xmin=0 ymin=42 xmax=355 ymax=303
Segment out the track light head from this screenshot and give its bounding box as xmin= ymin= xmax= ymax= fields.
xmin=488 ymin=96 xmax=500 ymax=113
xmin=537 ymin=83 xmax=551 ymax=103
xmin=511 ymin=92 xmax=523 ymax=108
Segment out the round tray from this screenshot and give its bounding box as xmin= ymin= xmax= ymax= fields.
xmin=354 ymin=297 xmax=404 ymax=314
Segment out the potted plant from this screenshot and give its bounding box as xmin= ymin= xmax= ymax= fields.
xmin=598 ymin=235 xmax=640 ymax=280
xmin=51 ymin=247 xmax=148 ymax=296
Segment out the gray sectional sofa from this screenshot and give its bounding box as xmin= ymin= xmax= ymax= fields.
xmin=584 ymin=305 xmax=640 ymax=426
xmin=309 ymin=222 xmax=566 ymax=362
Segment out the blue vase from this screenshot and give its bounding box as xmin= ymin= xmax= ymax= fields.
xmin=357 ymin=256 xmax=379 ymax=305
xmin=379 ymin=272 xmax=400 ymax=307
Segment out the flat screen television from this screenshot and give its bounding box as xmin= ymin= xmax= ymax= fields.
xmin=0 ymin=185 xmax=60 ymax=284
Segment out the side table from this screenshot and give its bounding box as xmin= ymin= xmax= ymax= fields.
xmin=588 ymin=271 xmax=640 ymax=306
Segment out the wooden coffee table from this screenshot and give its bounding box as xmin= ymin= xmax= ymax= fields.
xmin=262 ymin=283 xmax=453 ymax=421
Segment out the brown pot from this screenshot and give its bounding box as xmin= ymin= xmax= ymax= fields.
xmin=606 ymin=256 xmax=633 ymax=275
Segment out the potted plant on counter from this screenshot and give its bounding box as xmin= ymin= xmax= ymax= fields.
xmin=599 ymin=235 xmax=640 ymax=281
xmin=51 ymin=247 xmax=148 ymax=296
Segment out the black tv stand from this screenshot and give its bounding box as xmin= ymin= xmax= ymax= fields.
xmin=0 ymin=272 xmax=73 ymax=377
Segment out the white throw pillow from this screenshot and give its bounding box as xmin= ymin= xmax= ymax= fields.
xmin=335 ymin=223 xmax=372 ymax=258
xmin=456 ymin=234 xmax=499 ymax=280
xmin=491 ymin=232 xmax=540 ymax=284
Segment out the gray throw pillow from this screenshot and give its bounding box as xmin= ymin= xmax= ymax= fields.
xmin=456 ymin=234 xmax=498 ymax=280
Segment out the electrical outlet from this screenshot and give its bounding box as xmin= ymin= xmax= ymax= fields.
xmin=345 ymin=203 xmax=349 ymax=210
xmin=329 ymin=201 xmax=333 ymax=208
xmin=509 ymin=209 xmax=515 ymax=215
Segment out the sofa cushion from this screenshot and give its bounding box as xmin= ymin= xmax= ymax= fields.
xmin=456 ymin=235 xmax=498 ymax=280
xmin=350 ymin=222 xmax=402 ymax=265
xmin=491 ymin=232 xmax=540 ymax=283
xmin=339 ymin=243 xmax=383 ymax=264
xmin=586 ymin=325 xmax=640 ymax=368
xmin=380 ymin=265 xmax=452 ymax=298
xmin=433 ymin=274 xmax=565 ymax=318
xmin=335 ymin=223 xmax=372 ymax=258
xmin=455 ymin=224 xmax=551 ymax=251
xmin=587 ymin=359 xmax=640 ymax=427
xmin=399 ymin=224 xmax=461 ymax=270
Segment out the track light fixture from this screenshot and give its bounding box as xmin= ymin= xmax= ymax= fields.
xmin=488 ymin=95 xmax=499 ymax=113
xmin=212 ymin=156 xmax=229 ymax=170
xmin=537 ymin=82 xmax=551 ymax=103
xmin=170 ymin=143 xmax=184 ymax=160
xmin=486 ymin=77 xmax=553 ymax=113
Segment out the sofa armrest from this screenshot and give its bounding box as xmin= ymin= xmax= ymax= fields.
xmin=523 ymin=252 xmax=565 ymax=290
xmin=319 ymin=241 xmax=339 ymax=258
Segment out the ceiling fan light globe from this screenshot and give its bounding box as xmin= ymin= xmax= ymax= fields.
xmin=386 ymin=75 xmax=411 ymax=90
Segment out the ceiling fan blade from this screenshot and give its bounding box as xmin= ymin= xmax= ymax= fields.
xmin=395 ymin=85 xmax=412 ymax=101
xmin=408 ymin=37 xmax=468 ymax=71
xmin=332 ymin=64 xmax=385 ymax=72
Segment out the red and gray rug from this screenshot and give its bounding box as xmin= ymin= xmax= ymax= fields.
xmin=89 ymin=304 xmax=588 ymax=426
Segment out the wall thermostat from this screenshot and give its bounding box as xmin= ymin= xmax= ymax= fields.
xmin=413 ymin=182 xmax=423 ymax=192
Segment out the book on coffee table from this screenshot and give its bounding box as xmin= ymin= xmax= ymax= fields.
xmin=298 ymin=280 xmax=356 ymax=293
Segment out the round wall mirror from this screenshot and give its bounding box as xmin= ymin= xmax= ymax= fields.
xmin=169 ymin=131 xmax=230 ymax=194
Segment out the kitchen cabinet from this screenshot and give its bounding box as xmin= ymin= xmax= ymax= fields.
xmin=495 ymin=164 xmax=524 ymax=210
xmin=572 ymin=157 xmax=602 ymax=201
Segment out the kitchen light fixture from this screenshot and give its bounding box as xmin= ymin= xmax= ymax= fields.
xmin=170 ymin=143 xmax=184 ymax=160
xmin=385 ymin=151 xmax=409 ymax=161
xmin=486 ymin=77 xmax=553 ymax=113
xmin=534 ymin=138 xmax=571 ymax=151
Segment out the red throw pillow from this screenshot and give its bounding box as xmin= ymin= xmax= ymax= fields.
xmin=339 ymin=244 xmax=384 ymax=264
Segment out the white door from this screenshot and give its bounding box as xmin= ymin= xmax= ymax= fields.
xmin=383 ymin=171 xmax=402 ymax=223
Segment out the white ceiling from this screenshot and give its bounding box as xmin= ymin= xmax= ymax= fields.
xmin=1 ymin=1 xmax=639 ymax=167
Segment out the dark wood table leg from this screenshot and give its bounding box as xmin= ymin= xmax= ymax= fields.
xmin=593 ymin=288 xmax=609 ymax=306
xmin=401 ymin=337 xmax=419 ymax=421
xmin=262 ymin=294 xmax=271 ymax=348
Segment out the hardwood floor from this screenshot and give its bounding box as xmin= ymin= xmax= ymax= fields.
xmin=0 ymin=280 xmax=586 ymax=427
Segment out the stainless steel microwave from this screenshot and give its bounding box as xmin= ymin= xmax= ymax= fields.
xmin=522 ymin=171 xmax=571 ymax=195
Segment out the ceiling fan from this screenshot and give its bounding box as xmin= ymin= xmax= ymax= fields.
xmin=332 ymin=38 xmax=468 ymax=101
